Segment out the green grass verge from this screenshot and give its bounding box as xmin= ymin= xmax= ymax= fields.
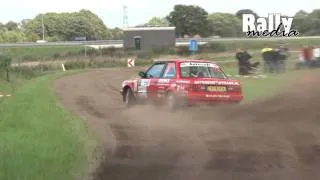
xmin=0 ymin=46 xmax=84 ymax=60
xmin=0 ymin=71 xmax=95 ymax=180
xmin=222 ymin=68 xmax=315 ymax=103
xmin=1 ymin=37 xmax=319 ymax=62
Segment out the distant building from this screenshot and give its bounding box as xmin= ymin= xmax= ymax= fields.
xmin=123 ymin=27 xmax=176 ymax=51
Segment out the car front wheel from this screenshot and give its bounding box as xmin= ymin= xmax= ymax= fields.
xmin=124 ymin=88 xmax=135 ymax=108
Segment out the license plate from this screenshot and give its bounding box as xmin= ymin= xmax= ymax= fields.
xmin=206 ymin=86 xmax=226 ymax=92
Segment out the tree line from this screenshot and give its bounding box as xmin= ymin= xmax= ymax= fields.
xmin=143 ymin=5 xmax=320 ymax=38
xmin=0 ymin=9 xmax=123 ymax=43
xmin=0 ymin=5 xmax=320 ymax=43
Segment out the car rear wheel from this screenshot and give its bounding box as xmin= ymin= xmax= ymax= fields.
xmin=124 ymin=88 xmax=135 ymax=108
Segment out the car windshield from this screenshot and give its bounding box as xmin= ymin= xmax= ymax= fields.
xmin=180 ymin=62 xmax=227 ymax=79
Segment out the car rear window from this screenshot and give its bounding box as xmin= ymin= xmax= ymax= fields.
xmin=180 ymin=62 xmax=227 ymax=79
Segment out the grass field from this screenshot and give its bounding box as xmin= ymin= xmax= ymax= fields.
xmin=0 ymin=65 xmax=317 ymax=180
xmin=221 ymin=67 xmax=299 ymax=103
xmin=0 ymin=37 xmax=318 ymax=63
xmin=0 ymin=72 xmax=95 ymax=180
xmin=0 ymin=46 xmax=84 ymax=61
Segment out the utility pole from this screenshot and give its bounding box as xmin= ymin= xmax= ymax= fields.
xmin=84 ymin=31 xmax=87 ymax=57
xmin=41 ymin=14 xmax=45 ymax=41
xmin=123 ymin=5 xmax=128 ymax=28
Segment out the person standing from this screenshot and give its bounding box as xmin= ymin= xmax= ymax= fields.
xmin=261 ymin=46 xmax=273 ymax=73
xmin=277 ymin=45 xmax=289 ymax=73
xmin=303 ymin=46 xmax=313 ymax=68
xmin=313 ymin=47 xmax=320 ymax=61
xmin=235 ymin=48 xmax=260 ymax=75
xmin=236 ymin=48 xmax=250 ymax=75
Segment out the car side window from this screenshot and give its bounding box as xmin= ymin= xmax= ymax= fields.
xmin=162 ymin=62 xmax=176 ymax=78
xmin=145 ymin=63 xmax=166 ymax=78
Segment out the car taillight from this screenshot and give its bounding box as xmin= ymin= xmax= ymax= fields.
xmin=227 ymin=85 xmax=241 ymax=92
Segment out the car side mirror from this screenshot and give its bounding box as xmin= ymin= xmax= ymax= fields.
xmin=138 ymin=71 xmax=147 ymax=78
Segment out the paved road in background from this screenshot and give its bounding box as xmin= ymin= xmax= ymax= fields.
xmin=1 ymin=36 xmax=320 ymax=48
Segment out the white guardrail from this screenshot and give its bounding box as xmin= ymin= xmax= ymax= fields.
xmin=1 ymin=36 xmax=320 ymax=48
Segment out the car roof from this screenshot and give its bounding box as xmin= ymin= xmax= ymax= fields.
xmin=153 ymin=59 xmax=216 ymax=64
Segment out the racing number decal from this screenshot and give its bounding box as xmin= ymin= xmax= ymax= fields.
xmin=137 ymin=79 xmax=150 ymax=98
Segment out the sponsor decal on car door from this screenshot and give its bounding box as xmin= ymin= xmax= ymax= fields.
xmin=156 ymin=79 xmax=172 ymax=98
xmin=137 ymin=79 xmax=150 ymax=99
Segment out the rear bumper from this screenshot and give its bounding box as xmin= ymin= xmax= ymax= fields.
xmin=178 ymin=92 xmax=243 ymax=105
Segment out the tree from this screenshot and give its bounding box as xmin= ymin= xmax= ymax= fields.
xmin=235 ymin=9 xmax=259 ymax=19
xmin=26 ymin=33 xmax=40 ymax=42
xmin=304 ymin=9 xmax=320 ymax=35
xmin=208 ymin=13 xmax=241 ymax=37
xmin=24 ymin=9 xmax=110 ymax=41
xmin=5 ymin=21 xmax=19 ymax=31
xmin=1 ymin=30 xmax=26 ymax=42
xmin=20 ymin=19 xmax=31 ymax=32
xmin=0 ymin=23 xmax=5 ymax=30
xmin=109 ymin=27 xmax=123 ymax=39
xmin=146 ymin=17 xmax=169 ymax=26
xmin=166 ymin=4 xmax=210 ymax=37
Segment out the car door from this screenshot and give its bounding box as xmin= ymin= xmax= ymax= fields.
xmin=155 ymin=62 xmax=177 ymax=101
xmin=136 ymin=62 xmax=167 ymax=101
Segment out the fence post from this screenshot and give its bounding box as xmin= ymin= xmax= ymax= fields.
xmin=0 ymin=54 xmax=12 ymax=82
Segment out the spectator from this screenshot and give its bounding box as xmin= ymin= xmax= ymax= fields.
xmin=270 ymin=48 xmax=282 ymax=74
xmin=303 ymin=46 xmax=313 ymax=67
xmin=235 ymin=48 xmax=260 ymax=75
xmin=277 ymin=44 xmax=289 ymax=73
xmin=313 ymin=46 xmax=320 ymax=61
xmin=295 ymin=46 xmax=317 ymax=69
xmin=261 ymin=46 xmax=273 ymax=73
xmin=311 ymin=46 xmax=320 ymax=68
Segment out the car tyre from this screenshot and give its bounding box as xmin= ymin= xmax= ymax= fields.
xmin=124 ymin=88 xmax=135 ymax=108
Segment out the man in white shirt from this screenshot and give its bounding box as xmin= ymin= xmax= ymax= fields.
xmin=310 ymin=47 xmax=320 ymax=68
xmin=313 ymin=47 xmax=320 ymax=61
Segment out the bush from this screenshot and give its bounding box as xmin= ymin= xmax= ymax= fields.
xmin=136 ymin=51 xmax=154 ymax=59
xmin=9 ymin=64 xmax=57 ymax=79
xmin=64 ymin=60 xmax=87 ymax=70
xmin=101 ymin=47 xmax=117 ymax=56
xmin=52 ymin=53 xmax=61 ymax=60
xmin=152 ymin=47 xmax=176 ymax=55
xmin=81 ymin=48 xmax=100 ymax=56
xmin=21 ymin=55 xmax=36 ymax=62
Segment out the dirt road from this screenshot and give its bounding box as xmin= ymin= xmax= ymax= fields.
xmin=54 ymin=68 xmax=320 ymax=180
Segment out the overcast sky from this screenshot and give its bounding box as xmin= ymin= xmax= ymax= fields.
xmin=0 ymin=0 xmax=318 ymax=28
